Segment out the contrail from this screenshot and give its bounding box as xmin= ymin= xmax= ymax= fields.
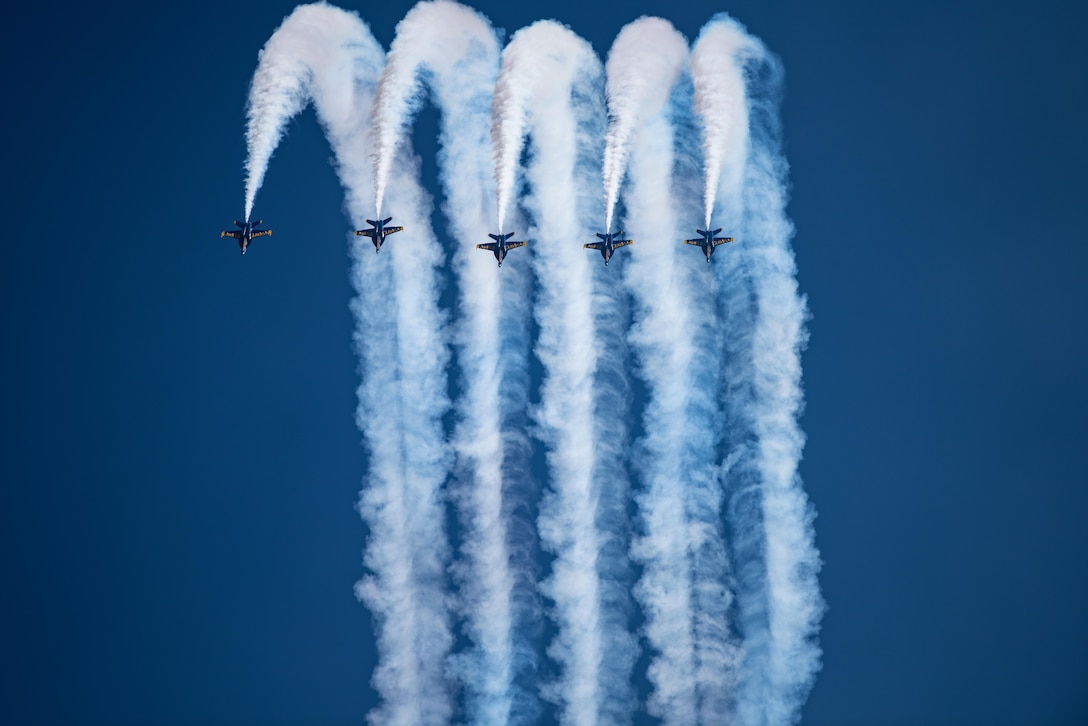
xmin=690 ymin=18 xmax=750 ymax=230
xmin=601 ymin=17 xmax=687 ymax=234
xmin=369 ymin=2 xmax=540 ymax=723
xmin=611 ymin=19 xmax=743 ymax=720
xmin=607 ymin=20 xmax=698 ymax=724
xmin=695 ymin=14 xmax=824 ymax=725
xmin=353 ymin=149 xmax=454 ymax=726
xmin=493 ymin=20 xmax=636 ymax=725
xmin=245 ymin=5 xmax=455 ymax=724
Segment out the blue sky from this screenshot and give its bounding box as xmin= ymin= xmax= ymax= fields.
xmin=2 ymin=1 xmax=1086 ymax=724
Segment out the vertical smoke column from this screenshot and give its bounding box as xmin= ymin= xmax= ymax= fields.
xmin=492 ymin=21 xmax=637 ymax=725
xmin=606 ymin=17 xmax=740 ymax=723
xmin=245 ymin=5 xmax=455 ymax=724
xmin=367 ymin=2 xmax=539 ymax=723
xmin=696 ymin=14 xmax=825 ymax=724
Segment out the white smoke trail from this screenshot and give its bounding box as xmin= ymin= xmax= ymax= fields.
xmin=489 ymin=35 xmax=535 ymax=235
xmin=367 ymin=3 xmax=427 ymax=218
xmin=695 ymin=14 xmax=824 ymax=725
xmin=601 ymin=17 xmax=687 ymax=233
xmin=245 ymin=5 xmax=455 ymax=724
xmin=604 ymin=22 xmax=696 ymax=722
xmin=493 ymin=21 xmax=637 ymax=725
xmin=615 ymin=26 xmax=743 ymax=721
xmin=368 ymin=3 xmax=540 ymax=723
xmin=690 ymin=20 xmax=750 ymax=230
xmin=354 ymin=150 xmax=454 ymax=726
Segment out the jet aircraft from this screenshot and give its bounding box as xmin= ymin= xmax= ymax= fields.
xmin=221 ymin=219 xmax=271 ymax=255
xmin=584 ymin=231 xmax=632 ymax=265
xmin=477 ymin=232 xmax=526 ymax=267
xmin=355 ymin=217 xmax=404 ymax=252
xmin=684 ymin=227 xmax=734 ymax=262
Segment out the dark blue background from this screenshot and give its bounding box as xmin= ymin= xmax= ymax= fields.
xmin=3 ymin=1 xmax=1086 ymax=723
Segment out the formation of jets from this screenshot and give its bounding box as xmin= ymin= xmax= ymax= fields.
xmin=355 ymin=217 xmax=403 ymax=253
xmin=220 ymin=214 xmax=734 ymax=266
xmin=220 ymin=219 xmax=271 ymax=255
xmin=477 ymin=232 xmax=526 ymax=267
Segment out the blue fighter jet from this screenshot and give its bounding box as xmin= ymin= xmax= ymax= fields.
xmin=584 ymin=230 xmax=632 ymax=265
xmin=684 ymin=227 xmax=734 ymax=262
xmin=477 ymin=232 xmax=526 ymax=267
xmin=355 ymin=217 xmax=404 ymax=253
xmin=221 ymin=219 xmax=271 ymax=255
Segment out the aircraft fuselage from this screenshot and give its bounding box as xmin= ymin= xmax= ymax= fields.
xmin=221 ymin=219 xmax=270 ymax=255
xmin=478 ymin=231 xmax=526 ymax=268
xmin=585 ymin=231 xmax=632 ymax=266
xmin=355 ymin=217 xmax=404 ymax=253
xmin=684 ymin=227 xmax=734 ymax=262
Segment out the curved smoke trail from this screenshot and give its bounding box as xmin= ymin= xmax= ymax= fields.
xmin=696 ymin=14 xmax=824 ymax=725
xmin=690 ymin=19 xmax=751 ymax=230
xmin=608 ymin=19 xmax=733 ymax=723
xmin=601 ymin=17 xmax=687 ymax=234
xmin=243 ymin=4 xmax=358 ymax=221
xmin=369 ymin=2 xmax=540 ymax=723
xmin=246 ymin=5 xmax=455 ymax=724
xmin=493 ymin=20 xmax=637 ymax=725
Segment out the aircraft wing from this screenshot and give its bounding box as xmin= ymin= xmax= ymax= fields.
xmin=584 ymin=242 xmax=605 ymax=250
xmin=713 ymin=237 xmax=734 ymax=246
xmin=386 ymin=226 xmax=404 ymax=235
xmin=684 ymin=239 xmax=703 ymax=246
xmin=221 ymin=231 xmax=242 ymax=239
xmin=507 ymin=241 xmax=526 ymax=249
xmin=252 ymin=229 xmax=272 ymax=238
xmin=355 ymin=229 xmax=377 ymax=238
xmin=477 ymin=242 xmax=498 ymax=251
xmin=613 ymin=239 xmax=632 ymax=248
